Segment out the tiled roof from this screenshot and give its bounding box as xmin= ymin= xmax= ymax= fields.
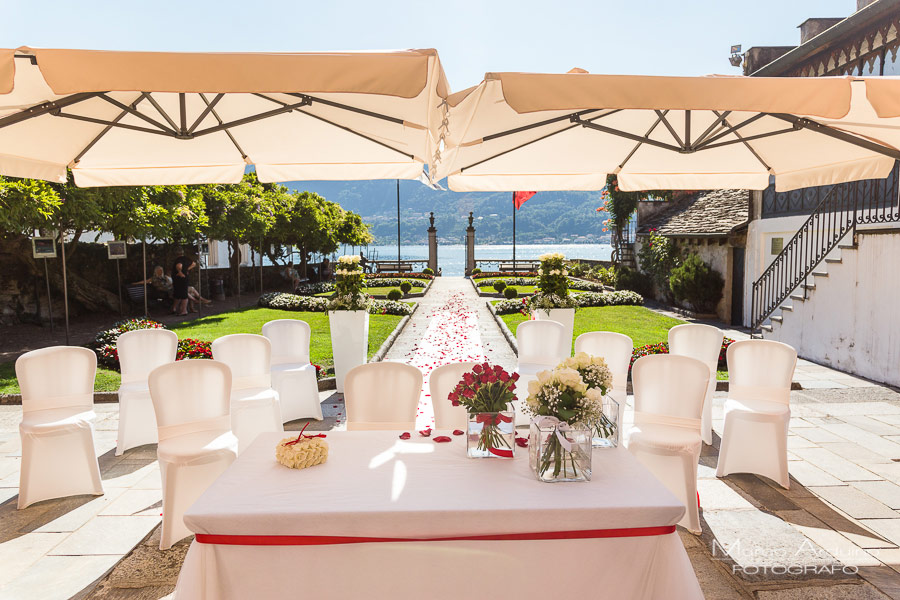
xmin=637 ymin=189 xmax=749 ymax=237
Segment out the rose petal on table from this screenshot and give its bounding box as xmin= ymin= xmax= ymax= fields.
xmin=419 ymin=428 xmax=432 ymax=437
xmin=433 ymin=436 xmax=452 ymax=443
xmin=515 ymin=437 xmax=529 ymax=448
xmin=452 ymin=429 xmax=465 ymax=436
xmin=399 ymin=432 xmax=411 ymax=440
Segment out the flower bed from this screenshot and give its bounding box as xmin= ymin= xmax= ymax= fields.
xmin=367 ymin=272 xmax=434 ymax=280
xmin=296 ymin=278 xmax=430 ymax=296
xmin=177 ymin=338 xmax=212 ymax=360
xmin=476 ymin=277 xmax=536 ymax=288
xmin=472 ymin=271 xmax=537 ymax=279
xmin=574 ymin=290 xmax=644 ymax=308
xmin=92 ymin=318 xmax=215 ymax=370
xmin=259 ymin=292 xmax=414 ymax=316
xmin=630 ymin=337 xmax=735 ymax=371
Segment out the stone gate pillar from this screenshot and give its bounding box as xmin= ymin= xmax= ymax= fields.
xmin=427 ymin=212 xmax=438 ymax=274
xmin=465 ymin=211 xmax=476 ymax=276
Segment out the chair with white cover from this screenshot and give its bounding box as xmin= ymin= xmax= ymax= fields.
xmin=513 ymin=320 xmax=566 ymax=425
xmin=668 ymin=323 xmax=724 ymax=446
xmin=574 ymin=331 xmax=634 ymax=435
xmin=627 ymin=354 xmax=709 ymax=534
xmin=211 ymin=334 xmax=283 ymax=454
xmin=262 ymin=319 xmax=322 ymax=422
xmin=148 ymin=360 xmax=238 ymax=550
xmin=430 ymin=362 xmax=477 ymax=430
xmin=716 ymin=340 xmax=797 ymax=489
xmin=345 ymin=362 xmax=423 ymax=431
xmin=115 ymin=329 xmax=178 ymax=455
xmin=16 ymin=346 xmax=103 ymax=509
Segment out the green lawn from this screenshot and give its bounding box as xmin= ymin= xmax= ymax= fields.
xmin=0 ymin=307 xmax=404 ymax=395
xmin=499 ymin=305 xmax=728 ymax=380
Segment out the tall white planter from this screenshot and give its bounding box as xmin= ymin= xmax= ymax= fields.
xmin=532 ymin=308 xmax=575 ymax=358
xmin=329 ymin=310 xmax=370 ymax=393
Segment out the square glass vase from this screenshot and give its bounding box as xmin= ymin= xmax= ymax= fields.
xmin=466 ymin=411 xmax=516 ymax=458
xmin=591 ymin=396 xmax=620 ymax=448
xmin=529 ymin=422 xmax=592 ymax=482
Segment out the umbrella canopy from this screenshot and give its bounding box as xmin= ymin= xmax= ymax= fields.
xmin=0 ymin=47 xmax=449 ymax=186
xmin=437 ymin=72 xmax=900 ymax=192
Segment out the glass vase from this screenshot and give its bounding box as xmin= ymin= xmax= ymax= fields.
xmin=529 ymin=422 xmax=592 ymax=482
xmin=467 ymin=411 xmax=515 ymax=458
xmin=591 ymin=397 xmax=620 ymax=448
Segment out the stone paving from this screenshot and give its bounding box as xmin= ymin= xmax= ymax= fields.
xmin=3 ymin=278 xmax=900 ymax=598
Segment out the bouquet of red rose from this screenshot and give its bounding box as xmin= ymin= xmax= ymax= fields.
xmin=449 ymin=363 xmax=519 ymax=456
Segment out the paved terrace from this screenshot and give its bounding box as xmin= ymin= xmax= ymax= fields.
xmin=1 ymin=278 xmax=900 ymax=598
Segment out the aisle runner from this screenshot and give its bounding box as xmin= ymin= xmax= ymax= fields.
xmin=400 ymin=291 xmax=489 ymax=429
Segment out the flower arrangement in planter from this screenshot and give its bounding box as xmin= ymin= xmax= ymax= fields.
xmin=448 ymin=363 xmax=520 ymax=458
xmin=176 ymin=338 xmax=213 ymax=360
xmin=327 ymin=255 xmax=371 ymax=312
xmin=562 ymin=353 xmax=618 ymax=447
xmin=528 ymin=253 xmax=576 ymax=312
xmin=524 ymin=366 xmax=604 ymax=482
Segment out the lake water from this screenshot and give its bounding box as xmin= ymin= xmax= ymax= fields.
xmin=357 ymin=244 xmax=612 ymax=276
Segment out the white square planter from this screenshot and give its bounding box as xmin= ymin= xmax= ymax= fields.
xmin=328 ymin=310 xmax=370 ymax=393
xmin=532 ymin=307 xmax=575 ymax=358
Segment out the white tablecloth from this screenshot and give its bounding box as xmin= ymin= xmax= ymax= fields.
xmin=174 ymin=431 xmax=703 ymax=599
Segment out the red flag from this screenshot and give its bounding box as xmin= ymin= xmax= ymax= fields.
xmin=513 ymin=191 xmax=536 ymax=210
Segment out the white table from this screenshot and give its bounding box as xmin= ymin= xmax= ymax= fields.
xmin=174 ymin=431 xmax=703 ymax=599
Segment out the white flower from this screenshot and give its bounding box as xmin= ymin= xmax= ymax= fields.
xmin=536 ymin=369 xmax=553 ymax=384
xmin=338 ymin=255 xmax=361 ymax=264
xmin=527 ymin=378 xmax=542 ymax=396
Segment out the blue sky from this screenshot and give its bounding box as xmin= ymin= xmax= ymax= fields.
xmin=4 ymin=0 xmax=854 ymax=88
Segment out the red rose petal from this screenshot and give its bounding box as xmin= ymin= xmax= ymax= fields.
xmin=419 ymin=428 xmax=432 ymax=437
xmin=399 ymin=432 xmax=411 ymax=440
xmin=433 ymin=436 xmax=452 ymax=443
xmin=452 ymin=429 xmax=465 ymax=436
xmin=515 ymin=437 xmax=529 ymax=448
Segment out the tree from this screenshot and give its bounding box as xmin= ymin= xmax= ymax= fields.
xmin=599 ymin=175 xmax=673 ymax=265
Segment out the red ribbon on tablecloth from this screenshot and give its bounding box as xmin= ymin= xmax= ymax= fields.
xmin=194 ymin=525 xmax=676 ymax=546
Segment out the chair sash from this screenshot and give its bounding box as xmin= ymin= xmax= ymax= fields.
xmin=633 ymin=410 xmax=701 ymax=431
xmin=23 ymin=392 xmax=93 ymax=413
xmin=729 ymin=384 xmax=791 ymax=405
xmin=157 ymin=415 xmax=231 ymax=442
xmin=347 ymin=421 xmax=415 ymax=431
xmin=232 ymin=374 xmax=271 ymax=390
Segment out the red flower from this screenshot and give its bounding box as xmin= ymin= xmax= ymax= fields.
xmin=472 ymin=364 xmax=483 ymax=374
xmin=499 ymin=371 xmax=510 ymax=382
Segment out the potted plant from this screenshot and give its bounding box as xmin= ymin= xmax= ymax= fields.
xmin=327 ymin=255 xmax=371 ymax=392
xmin=448 ymin=363 xmax=520 ymax=459
xmin=525 ymin=366 xmax=603 ymax=482
xmin=529 ymin=253 xmax=576 ymax=358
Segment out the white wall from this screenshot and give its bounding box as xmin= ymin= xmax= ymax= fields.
xmin=764 ymin=231 xmax=900 ymax=387
xmin=743 ymin=214 xmax=809 ymax=327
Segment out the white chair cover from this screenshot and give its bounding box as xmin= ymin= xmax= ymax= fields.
xmin=148 ymin=360 xmax=238 ymax=549
xmin=627 ymin=354 xmax=709 ymax=533
xmin=344 ymin=362 xmax=422 ymax=431
xmin=212 ymin=334 xmax=283 ymax=454
xmin=574 ymin=331 xmax=634 ymax=435
xmin=16 ymin=346 xmax=103 ymax=509
xmin=513 ymin=320 xmax=566 ymax=425
xmin=262 ymin=319 xmax=322 ymax=422
xmin=430 ymin=362 xmax=477 ymax=430
xmin=716 ymin=340 xmax=797 ymax=489
xmin=115 ymin=328 xmax=178 ymax=455
xmin=668 ymin=324 xmax=724 ymax=446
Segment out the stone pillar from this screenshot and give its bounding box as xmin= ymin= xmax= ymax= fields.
xmin=465 ymin=211 xmax=476 ymax=276
xmin=427 ymin=212 xmax=438 ymax=274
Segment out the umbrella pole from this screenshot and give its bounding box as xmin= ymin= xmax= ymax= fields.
xmin=60 ymin=229 xmax=69 ymax=345
xmin=43 ymin=258 xmax=54 ymax=333
xmin=259 ymin=237 xmax=264 ymax=293
xmin=512 ymin=192 xmax=517 ymax=273
xmin=396 ymin=179 xmax=401 ymax=267
xmin=236 ymin=245 xmax=241 ymax=308
xmin=142 ymin=238 xmax=148 ymax=318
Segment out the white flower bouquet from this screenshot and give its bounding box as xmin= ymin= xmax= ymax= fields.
xmin=529 ymin=253 xmax=575 ymax=312
xmin=562 ymin=353 xmax=618 ymax=446
xmin=327 ymin=255 xmax=371 ymax=312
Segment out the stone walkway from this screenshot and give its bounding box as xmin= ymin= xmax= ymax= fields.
xmin=3 ymin=278 xmax=900 ymax=598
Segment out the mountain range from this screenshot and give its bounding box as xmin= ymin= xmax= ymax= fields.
xmin=284 ymin=179 xmax=611 ymax=245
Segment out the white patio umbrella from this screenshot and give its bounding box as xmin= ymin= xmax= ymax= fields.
xmin=437 ymin=72 xmax=900 ymax=192
xmin=0 ymin=47 xmax=449 ymax=186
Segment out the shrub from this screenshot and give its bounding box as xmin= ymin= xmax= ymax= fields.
xmin=258 ymin=293 xmax=329 ymax=312
xmin=422 ymin=267 xmax=434 ymax=275
xmin=567 ymin=279 xmax=605 ymax=292
xmin=93 ymin=318 xmax=165 ymax=347
xmin=387 ymin=288 xmax=403 ymax=301
xmin=399 ymin=281 xmax=412 ymax=294
xmin=593 ymin=266 xmax=617 ymax=287
xmin=574 ymin=290 xmax=643 ymax=308
xmin=493 ymin=281 xmax=507 ymax=293
xmin=370 ymin=299 xmax=415 ymax=315
xmin=478 ymin=277 xmax=534 ymax=288
xmin=363 ymin=278 xmax=428 ymax=288
xmin=471 ymin=268 xmax=482 ymax=275
xmin=614 ymin=266 xmax=654 ymax=297
xmin=177 ymin=338 xmax=212 ymax=360
xmin=568 ymin=261 xmax=589 ymax=277
xmin=294 ymin=282 xmax=334 ymax=296
xmin=493 ymin=298 xmax=530 ymax=315
xmin=669 ymin=254 xmax=724 ymax=314
xmin=504 ymin=287 xmax=518 ymax=299
xmin=637 ymin=230 xmax=681 ymax=298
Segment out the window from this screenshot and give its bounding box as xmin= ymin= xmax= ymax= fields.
xmin=771 ymin=237 xmax=784 ymax=255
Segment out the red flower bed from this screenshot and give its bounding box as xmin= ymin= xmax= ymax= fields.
xmin=472 ymin=271 xmax=537 ymax=279
xmin=630 ymin=338 xmax=734 ymax=372
xmin=176 ymin=338 xmax=212 ymax=361
xmin=366 ymin=272 xmax=434 ymax=280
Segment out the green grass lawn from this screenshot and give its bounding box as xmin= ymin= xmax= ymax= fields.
xmin=0 ymin=307 xmax=404 ymax=395
xmin=315 ymin=286 xmax=424 ymax=297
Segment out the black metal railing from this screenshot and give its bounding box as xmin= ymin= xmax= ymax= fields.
xmin=751 ymin=165 xmax=900 ymax=332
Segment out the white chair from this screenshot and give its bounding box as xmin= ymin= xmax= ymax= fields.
xmin=668 ymin=323 xmax=724 ymax=446
xmin=16 ymin=346 xmax=103 ymax=509
xmin=211 ymin=334 xmax=283 ymax=454
xmin=345 ymin=362 xmax=423 ymax=431
xmin=149 ymin=360 xmax=238 ymax=550
xmin=513 ymin=320 xmax=566 ymax=426
xmin=626 ymin=354 xmax=709 ymax=534
xmin=574 ymin=331 xmax=634 ymax=435
xmin=716 ymin=340 xmax=797 ymax=489
xmin=115 ymin=329 xmax=178 ymax=455
xmin=430 ymin=362 xmax=478 ymax=430
xmin=262 ymin=319 xmax=323 ymax=422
